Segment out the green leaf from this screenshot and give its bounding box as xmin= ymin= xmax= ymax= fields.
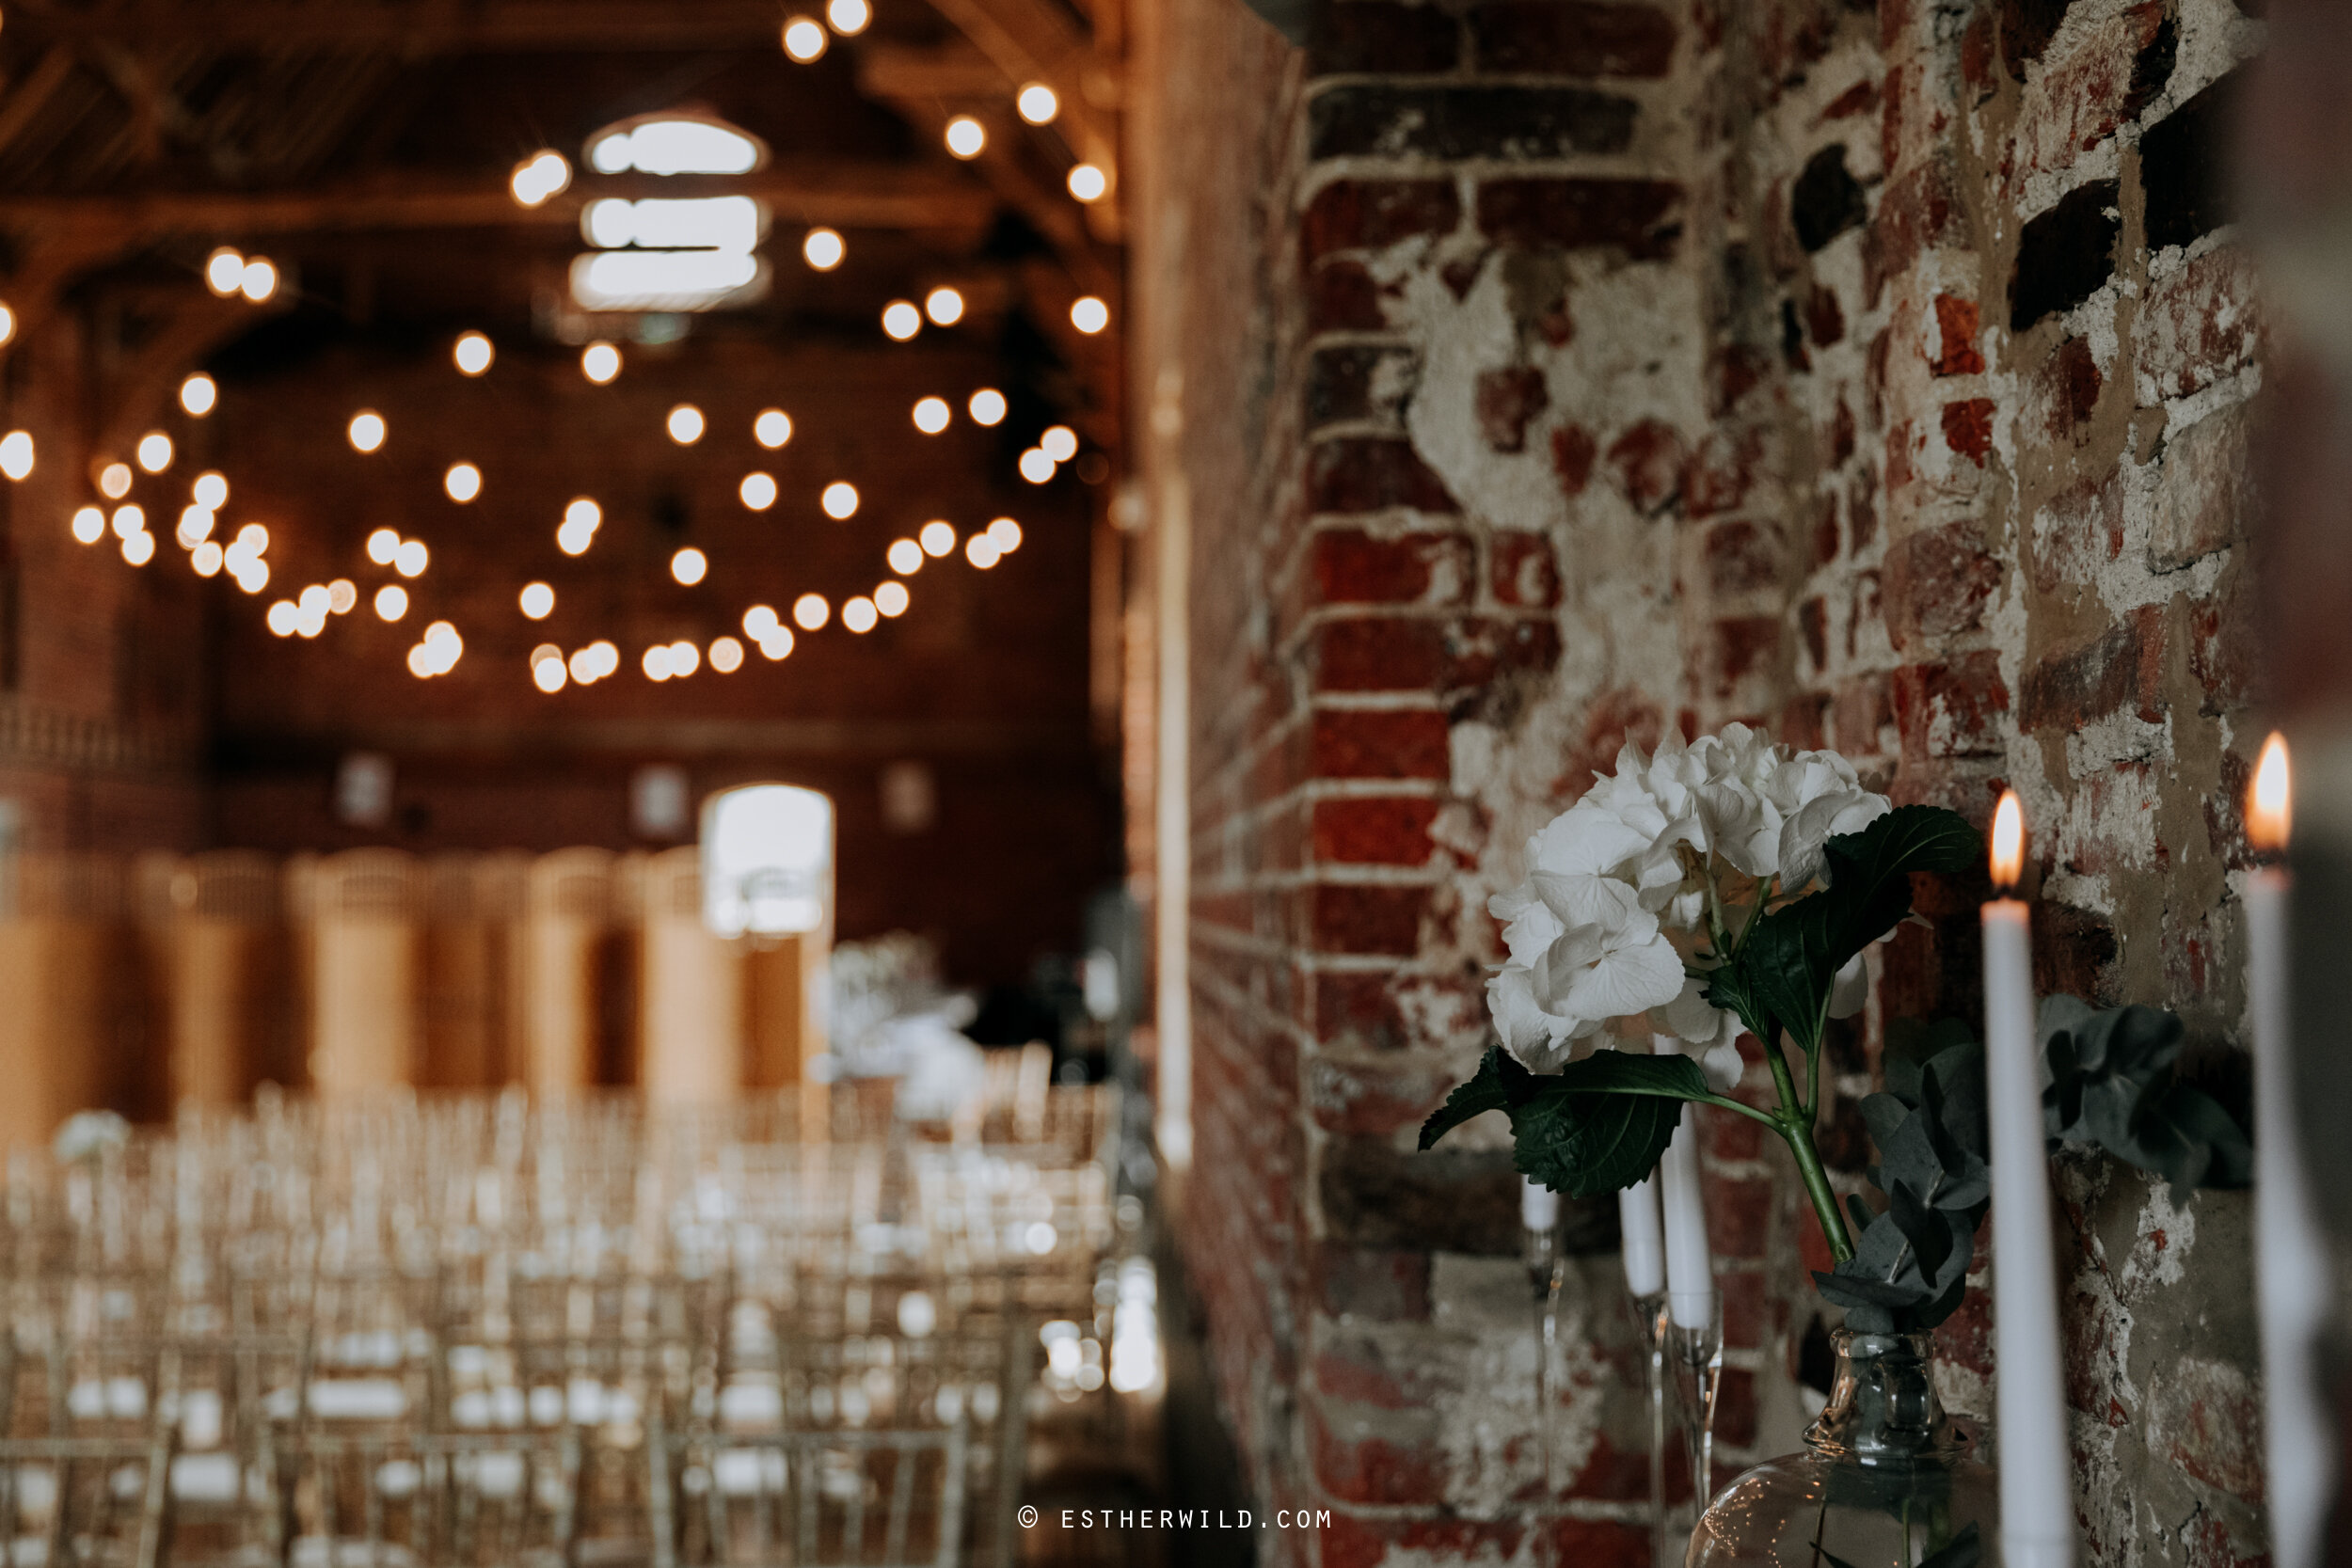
xmin=1508 ymin=1051 xmax=1711 ymax=1198
xmin=1706 ymin=806 xmax=1980 ymax=1057
xmin=1418 ymin=1046 xmax=1533 ymax=1150
xmin=1917 ymin=1524 xmax=1984 ymax=1568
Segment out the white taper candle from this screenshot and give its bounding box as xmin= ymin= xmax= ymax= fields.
xmin=1619 ymin=1170 xmax=1665 ymax=1298
xmin=1522 ymin=1174 xmax=1560 ymax=1236
xmin=1982 ymin=789 xmax=2074 ymax=1568
xmin=1653 ymin=1035 xmax=1714 ymax=1330
xmin=2247 ymin=731 xmax=2332 ymax=1568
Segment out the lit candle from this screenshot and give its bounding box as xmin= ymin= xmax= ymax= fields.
xmin=2247 ymin=733 xmax=2333 ymax=1568
xmin=1982 ymin=791 xmax=2074 ymax=1568
xmin=1653 ymin=1036 xmax=1713 ymax=1330
xmin=1619 ymin=1168 xmax=1665 ymax=1299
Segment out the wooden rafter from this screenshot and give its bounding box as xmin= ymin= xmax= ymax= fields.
xmin=8 ymin=2 xmax=793 ymax=51
xmin=0 ymin=166 xmax=1003 ymax=239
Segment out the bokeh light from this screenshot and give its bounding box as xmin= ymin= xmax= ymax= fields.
xmin=1019 ymin=448 xmax=1055 ymax=483
xmin=1071 ymin=296 xmax=1110 ymax=333
xmin=453 ymin=332 xmax=494 ymax=375
xmin=192 ymin=472 xmax=229 ymax=510
xmin=709 ymin=635 xmax=745 ymax=673
xmin=1017 ymin=83 xmax=1059 ymax=123
xmin=924 ymin=287 xmax=964 ymax=325
xmin=667 ymin=404 xmax=706 ymax=445
xmin=519 ymin=582 xmax=555 ymax=619
xmin=803 ymin=229 xmax=844 ymax=270
xmin=987 ymin=516 xmax=1024 ymax=553
xmin=739 ymin=471 xmax=778 ymax=510
xmin=821 ymin=482 xmax=859 ymax=519
xmin=71 ymin=507 xmax=104 ymax=545
xmin=205 ymin=248 xmax=246 ymax=295
xmin=179 ymin=374 xmax=217 ymax=417
xmin=882 ymin=302 xmax=922 ymax=341
xmin=887 ymin=538 xmax=924 ymax=574
xmin=792 ymin=593 xmax=830 ymax=630
xmin=239 ymin=258 xmax=278 ymax=303
xmin=347 ymin=410 xmax=386 ymax=451
xmin=754 ymin=409 xmax=793 ymax=448
xmin=136 ymin=432 xmax=172 ymax=473
xmin=444 ymin=463 xmax=482 ymax=502
xmin=1068 ymin=163 xmax=1109 ymax=202
xmin=919 ymin=520 xmax=956 ymax=557
xmin=580 ymin=341 xmax=622 ymax=383
xmin=966 ymin=532 xmax=1003 ymax=568
xmin=968 ymin=388 xmax=1007 ymax=426
xmin=394 ymin=539 xmax=428 ymax=578
xmin=842 ymin=596 xmax=879 ymax=633
xmin=875 ymin=580 xmax=911 ymax=617
xmin=98 ymin=462 xmax=133 ymax=499
xmin=913 ymin=397 xmax=950 ymax=435
xmin=782 ymin=15 xmax=827 ymax=59
xmin=671 ymin=547 xmax=707 ymax=585
xmin=0 ymin=431 xmax=31 ymax=481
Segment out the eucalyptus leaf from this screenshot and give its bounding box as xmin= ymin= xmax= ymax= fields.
xmin=2038 ymin=995 xmax=2254 ymax=1203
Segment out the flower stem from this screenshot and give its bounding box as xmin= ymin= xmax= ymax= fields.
xmin=1765 ymin=1034 xmax=1853 ymax=1264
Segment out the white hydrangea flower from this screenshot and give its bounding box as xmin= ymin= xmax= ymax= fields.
xmin=1484 ymin=723 xmax=1891 ymax=1072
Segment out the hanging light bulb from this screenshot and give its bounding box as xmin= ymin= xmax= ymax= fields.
xmin=1017 ymin=83 xmax=1059 ymax=123
xmin=668 ymin=640 xmax=701 ymax=676
xmin=739 ymin=472 xmax=778 ymax=510
xmin=453 ymin=332 xmax=494 ymax=375
xmin=444 ymin=463 xmax=482 ymax=502
xmin=944 ymin=117 xmax=986 ymax=158
xmin=71 ymin=507 xmax=104 ymax=545
xmin=842 ymin=595 xmax=879 ymax=633
xmin=111 ymin=504 xmax=145 ymax=539
xmin=793 ymin=593 xmax=830 ymax=630
xmin=755 ymin=409 xmax=793 ymax=448
xmin=882 ymin=302 xmax=922 ymax=341
xmin=192 ymin=471 xmax=229 ymax=510
xmin=176 ymin=506 xmax=215 ymax=547
xmin=394 ymin=539 xmax=428 ymax=578
xmin=98 ymin=462 xmax=133 ymax=499
xmin=887 ymin=538 xmax=924 ymax=575
xmin=135 ymin=432 xmax=173 ymax=473
xmin=1071 ymin=295 xmax=1110 ymax=333
xmin=374 ymin=584 xmax=408 ymax=621
xmin=966 ymin=532 xmax=1003 ymax=568
xmin=581 ymin=341 xmax=622 ymax=384
xmin=821 ymin=482 xmax=859 ymax=519
xmin=519 ymin=582 xmax=555 ymax=619
xmin=204 ymin=248 xmax=246 ymax=296
xmin=912 ymin=397 xmax=950 ymax=434
xmin=672 ymin=547 xmax=707 ymax=585
xmin=191 ymin=542 xmax=223 ymax=577
xmin=782 ymin=15 xmax=827 ymax=59
xmin=347 ymin=410 xmax=387 ymax=451
xmin=924 ymin=287 xmax=964 ymax=325
xmin=1067 ymin=163 xmax=1109 ymax=202
xmin=366 ymin=528 xmax=399 ymax=564
xmin=708 ymin=635 xmax=745 ymax=672
xmin=1019 ymin=448 xmax=1055 ymax=483
xmin=987 ymin=516 xmax=1024 ymax=552
xmin=802 ymin=229 xmax=844 ymax=271
xmin=919 ymin=519 xmax=956 ymax=557
xmin=967 ymin=388 xmax=1008 ymax=426
xmin=121 ymin=530 xmax=154 ymax=566
xmin=509 ymin=150 xmax=571 ymax=207
xmin=327 ymin=578 xmax=358 ymax=613
xmin=826 ymin=0 xmax=870 ymax=32
xmin=0 ymin=431 xmax=31 ymax=481
xmin=666 ymin=404 xmax=706 ymax=445
xmin=179 ymin=373 xmax=217 ymax=417
xmin=875 ymin=580 xmax=911 ymax=617
xmin=239 ymin=257 xmax=278 ymax=303
xmin=1041 ymin=425 xmax=1079 ymax=462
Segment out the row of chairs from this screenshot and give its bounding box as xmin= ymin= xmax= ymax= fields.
xmin=0 ymin=1085 xmax=1133 ymax=1567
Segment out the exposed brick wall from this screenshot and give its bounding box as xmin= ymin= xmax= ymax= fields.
xmin=1134 ymin=0 xmax=2276 ymax=1560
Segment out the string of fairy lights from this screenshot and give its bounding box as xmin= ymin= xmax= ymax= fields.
xmin=0 ymin=9 xmax=1116 ymax=695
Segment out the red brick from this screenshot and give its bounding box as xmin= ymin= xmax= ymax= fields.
xmin=1545 ymin=1519 xmax=1652 ymax=1567
xmin=1310 ymin=882 xmax=1428 ymax=955
xmin=1805 ymin=282 xmax=1847 ymax=347
xmin=1308 ymin=1054 xmax=1460 ymax=1135
xmin=1551 ymin=423 xmax=1598 ymax=495
xmin=1310 ymin=708 xmax=1451 ymax=780
xmin=2135 ymin=246 xmax=2262 ymax=403
xmin=1720 ymin=1268 xmax=1772 ymax=1351
xmin=1309 ymin=1 xmax=1460 ymax=76
xmin=1606 ymin=418 xmax=1688 ymax=512
xmin=1309 ymin=345 xmax=1420 ymax=430
xmin=1308 ymin=437 xmax=1460 ymax=515
xmin=1311 ymin=614 xmax=1561 ymax=692
xmin=2152 ymin=404 xmax=2252 ymax=571
xmin=1863 ymin=153 xmax=1966 ymax=305
xmin=1883 ymin=522 xmax=2000 ymax=646
xmin=1940 ymin=397 xmax=1995 ymax=463
xmin=2029 ymin=336 xmax=2105 ymax=441
xmin=1474 ymin=365 xmax=1549 ymax=451
xmin=1831 ymin=671 xmax=1895 ymax=757
xmin=2028 ymin=472 xmax=2124 ymax=594
xmin=1468 ymin=0 xmax=1677 ymax=76
xmin=2017 ymin=604 xmax=2166 ymax=730
xmin=1707 ymin=616 xmax=1782 ymax=699
xmin=1489 ymin=531 xmax=1561 ymax=608
xmin=1893 ymin=651 xmax=2010 ymax=761
xmin=2002 ymin=3 xmax=2168 ymax=201
xmin=2190 ymin=567 xmax=2258 ymax=712
xmin=1311 ymin=1243 xmax=1433 ymax=1323
xmin=1703 ymin=519 xmax=1783 ymax=597
xmin=1932 ymin=1280 xmax=1994 ymax=1376
xmin=1704 ymin=1171 xmax=1774 ymax=1259
xmin=1475 ymin=177 xmax=1682 ymax=258
xmin=1321 ymin=1514 xmax=1536 ymax=1568
xmin=2036 ymin=901 xmax=2120 ymax=1001
xmin=1798 ymin=596 xmax=1829 ymax=672
xmin=1683 ymin=426 xmax=1762 ymax=517
xmin=1715 ymin=1366 xmax=1759 ymax=1446
xmin=1930 ymin=293 xmax=1984 ymax=375
xmin=1311 ymin=84 xmax=1637 ymax=163
xmin=1311 ymin=260 xmax=1392 ymax=331
xmin=1309 ymin=1407 xmax=1450 ymax=1505
xmin=1303 ymin=180 xmax=1464 ymax=265
xmin=1311 ymin=528 xmax=1469 ymax=606
xmin=1312 ymin=797 xmax=1441 ymax=866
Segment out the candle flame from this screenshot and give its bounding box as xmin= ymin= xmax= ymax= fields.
xmin=2249 ymin=731 xmax=2291 ymax=853
xmin=1990 ymin=792 xmax=2025 ymax=890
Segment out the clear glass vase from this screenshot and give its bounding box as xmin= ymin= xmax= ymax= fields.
xmin=1686 ymin=1330 xmax=1999 ymax=1568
